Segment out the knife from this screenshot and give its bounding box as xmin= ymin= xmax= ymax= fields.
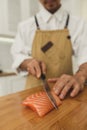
xmin=41 ymin=73 xmax=58 ymax=109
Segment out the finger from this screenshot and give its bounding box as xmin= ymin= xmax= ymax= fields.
xmin=59 ymin=80 xmax=74 ymax=99
xmin=53 ymin=79 xmax=67 ymax=95
xmin=48 ymin=75 xmax=70 ymax=83
xmin=48 ymin=78 xmax=59 ymax=83
xmin=53 ymin=77 xmax=71 ymax=95
xmin=27 ymin=66 xmax=36 ymax=76
xmin=34 ymin=61 xmax=41 ymax=78
xmin=40 ymin=62 xmax=47 ymax=74
xmin=70 ymin=84 xmax=80 ymax=97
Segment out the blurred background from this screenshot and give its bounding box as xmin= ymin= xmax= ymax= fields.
xmin=0 ymin=0 xmax=87 ymax=96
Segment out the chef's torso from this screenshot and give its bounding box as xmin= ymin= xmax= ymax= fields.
xmin=25 ymin=14 xmax=73 ymax=89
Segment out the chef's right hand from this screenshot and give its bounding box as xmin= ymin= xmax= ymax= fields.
xmin=20 ymin=58 xmax=47 ymax=78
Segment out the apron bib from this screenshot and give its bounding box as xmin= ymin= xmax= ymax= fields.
xmin=25 ymin=14 xmax=73 ymax=89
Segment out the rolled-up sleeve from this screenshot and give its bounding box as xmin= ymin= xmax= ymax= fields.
xmin=11 ymin=24 xmax=32 ymax=70
xmin=74 ymin=21 xmax=87 ymax=67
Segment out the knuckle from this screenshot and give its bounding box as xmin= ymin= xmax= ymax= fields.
xmin=53 ymin=87 xmax=59 ymax=95
xmin=68 ymin=75 xmax=72 ymax=79
xmin=72 ymin=78 xmax=75 ymax=82
xmin=27 ymin=63 xmax=31 ymax=68
xmin=72 ymin=78 xmax=78 ymax=84
xmin=28 ymin=60 xmax=34 ymax=66
xmin=54 ymin=84 xmax=59 ymax=89
xmin=66 ymin=84 xmax=71 ymax=89
xmin=73 ymin=77 xmax=77 ymax=82
xmin=58 ymin=82 xmax=64 ymax=88
xmin=62 ymin=90 xmax=66 ymax=95
xmin=61 ymin=74 xmax=72 ymax=79
xmin=27 ymin=67 xmax=30 ymax=71
xmin=32 ymin=59 xmax=37 ymax=63
xmin=55 ymin=85 xmax=60 ymax=91
xmin=64 ymin=86 xmax=70 ymax=92
xmin=70 ymin=78 xmax=76 ymax=84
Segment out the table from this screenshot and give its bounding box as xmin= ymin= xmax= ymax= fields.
xmin=0 ymin=72 xmax=16 ymax=77
xmin=0 ymin=75 xmax=25 ymax=96
xmin=0 ymin=86 xmax=87 ymax=130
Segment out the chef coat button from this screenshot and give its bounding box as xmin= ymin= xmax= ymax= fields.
xmin=67 ymin=35 xmax=71 ymax=39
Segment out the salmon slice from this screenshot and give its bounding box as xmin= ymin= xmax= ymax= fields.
xmin=23 ymin=91 xmax=62 ymax=117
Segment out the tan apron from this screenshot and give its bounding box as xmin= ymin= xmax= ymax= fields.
xmin=25 ymin=14 xmax=73 ymax=89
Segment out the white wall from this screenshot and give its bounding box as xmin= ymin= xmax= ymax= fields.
xmin=61 ymin=0 xmax=87 ymax=21
xmin=81 ymin=0 xmax=87 ymax=21
xmin=0 ymin=75 xmax=26 ymax=96
xmin=0 ymin=0 xmax=8 ymax=35
xmin=0 ymin=38 xmax=13 ymax=70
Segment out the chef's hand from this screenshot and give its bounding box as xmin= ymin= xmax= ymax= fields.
xmin=20 ymin=58 xmax=46 ymax=78
xmin=48 ymin=73 xmax=85 ymax=99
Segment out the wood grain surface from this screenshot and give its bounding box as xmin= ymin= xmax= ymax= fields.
xmin=0 ymin=72 xmax=16 ymax=77
xmin=0 ymin=86 xmax=87 ymax=130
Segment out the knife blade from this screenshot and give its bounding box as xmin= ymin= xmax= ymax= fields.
xmin=41 ymin=73 xmax=58 ymax=109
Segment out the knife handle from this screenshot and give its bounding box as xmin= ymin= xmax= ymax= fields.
xmin=39 ymin=62 xmax=46 ymax=80
xmin=41 ymin=73 xmax=46 ymax=80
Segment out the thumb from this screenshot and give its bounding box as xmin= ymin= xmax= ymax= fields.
xmin=48 ymin=78 xmax=58 ymax=83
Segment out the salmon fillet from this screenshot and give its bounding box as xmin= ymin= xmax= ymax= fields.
xmin=23 ymin=91 xmax=62 ymax=117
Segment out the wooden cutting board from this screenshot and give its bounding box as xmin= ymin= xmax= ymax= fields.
xmin=0 ymin=86 xmax=87 ymax=130
xmin=0 ymin=72 xmax=16 ymax=77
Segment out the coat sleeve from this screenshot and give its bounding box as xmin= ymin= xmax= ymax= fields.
xmin=11 ymin=23 xmax=32 ymax=74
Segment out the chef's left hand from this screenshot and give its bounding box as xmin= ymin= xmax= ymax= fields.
xmin=48 ymin=74 xmax=85 ymax=99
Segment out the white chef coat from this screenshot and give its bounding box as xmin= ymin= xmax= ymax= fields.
xmin=11 ymin=6 xmax=87 ymax=73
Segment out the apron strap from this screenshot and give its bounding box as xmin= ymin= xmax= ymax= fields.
xmin=35 ymin=14 xmax=70 ymax=30
xmin=64 ymin=14 xmax=70 ymax=29
xmin=35 ymin=16 xmax=40 ymax=30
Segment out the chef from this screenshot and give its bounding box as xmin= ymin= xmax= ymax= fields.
xmin=11 ymin=0 xmax=87 ymax=100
